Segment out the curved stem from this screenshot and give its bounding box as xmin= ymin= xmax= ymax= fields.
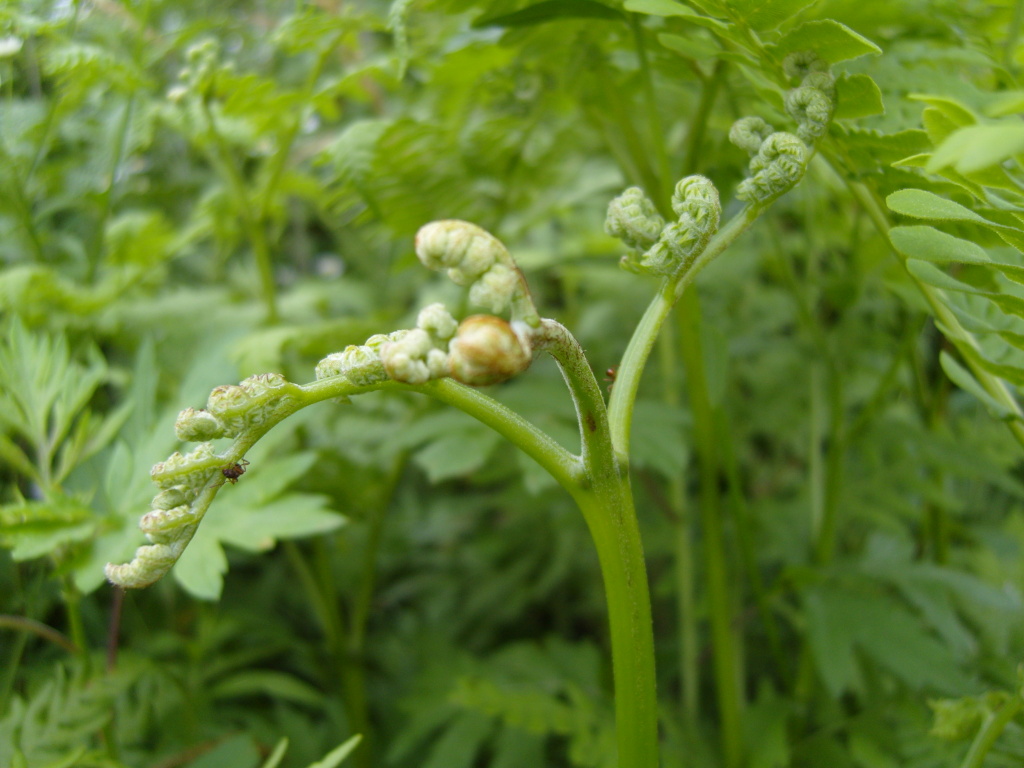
xmin=0 ymin=614 xmax=78 ymax=653
xmin=297 ymin=377 xmax=582 ymax=493
xmin=531 ymin=318 xmax=658 ymax=767
xmin=608 ymin=205 xmax=762 ymax=458
xmin=533 ymin=319 xmax=611 ymax=468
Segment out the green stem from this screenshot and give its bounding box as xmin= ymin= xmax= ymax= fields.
xmin=62 ymin=578 xmax=90 ymax=675
xmin=199 ymin=100 xmax=279 ymax=323
xmin=682 ymin=61 xmax=726 ymax=177
xmin=960 ymin=694 xmax=1023 ymax=768
xmin=1004 ymin=0 xmax=1024 ymax=74
xmin=589 ymin=52 xmax=662 ymax=196
xmin=718 ymin=402 xmax=787 ymax=677
xmin=534 ymin=319 xmax=659 ymax=768
xmin=813 ymin=364 xmax=844 ymax=565
xmin=677 ymin=292 xmax=743 ymax=768
xmin=0 ymin=140 xmax=47 ymax=262
xmin=257 ymin=43 xmax=335 ymax=223
xmin=88 ymin=95 xmax=136 ymax=280
xmin=630 ymin=14 xmax=674 ymax=205
xmin=284 ymin=541 xmax=341 ymax=646
xmin=0 ymin=615 xmax=78 ymax=653
xmin=609 ymin=205 xmax=762 ymax=458
xmin=657 ymin=323 xmax=699 ymax=722
xmin=571 ymin=480 xmax=659 ymax=768
xmin=808 ymin=365 xmax=825 ymax=547
xmin=350 ymin=457 xmax=402 ymax=652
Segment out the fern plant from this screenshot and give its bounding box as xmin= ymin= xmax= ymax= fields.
xmin=106 ymin=39 xmax=845 ymax=765
xmin=5 ymin=2 xmax=1024 ymax=768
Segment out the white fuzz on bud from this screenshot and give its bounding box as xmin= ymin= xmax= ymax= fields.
xmin=380 ymin=328 xmax=437 ymax=384
xmin=415 ymin=221 xmax=538 ymax=325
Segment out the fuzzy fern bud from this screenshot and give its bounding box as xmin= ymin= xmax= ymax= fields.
xmin=782 ymin=50 xmax=829 ymax=82
xmin=448 ymin=315 xmax=533 ymax=386
xmin=205 ymin=372 xmax=296 ymax=437
xmin=150 ymin=442 xmax=221 ymax=493
xmin=380 ymin=329 xmax=439 ymax=384
xmin=415 ymin=221 xmax=538 ymax=325
xmin=105 ymin=543 xmax=182 ymax=589
xmin=736 ymin=132 xmax=808 ymax=204
xmin=786 ymin=84 xmax=834 ymax=144
xmin=107 ymin=370 xmax=305 ymax=590
xmin=728 ymin=117 xmax=775 ymax=156
xmin=315 ymin=330 xmax=409 ymax=385
xmin=379 ymin=303 xmax=460 ymax=384
xmin=616 ymin=176 xmax=721 ymax=277
xmin=175 ymin=407 xmax=226 ymax=442
xmin=605 ymin=187 xmax=666 ymax=252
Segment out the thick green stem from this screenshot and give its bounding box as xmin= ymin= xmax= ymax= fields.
xmin=533 ymin=319 xmax=659 ymax=767
xmin=571 ymin=480 xmax=659 ymax=768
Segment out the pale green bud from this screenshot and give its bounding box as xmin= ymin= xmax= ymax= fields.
xmin=468 ymin=264 xmax=519 ymax=314
xmin=802 ymin=71 xmax=836 ymax=100
xmin=417 ymin=303 xmax=459 ymax=340
xmin=105 ymin=542 xmax=183 ymax=589
xmin=150 ymin=442 xmax=219 ymax=492
xmin=315 ymin=344 xmax=388 ymax=385
xmin=140 ymin=505 xmax=201 ymax=539
xmin=240 ymin=372 xmax=289 ymax=396
xmin=605 ymin=187 xmax=665 ymax=252
xmin=737 ymin=132 xmax=807 ymax=204
xmin=175 ymin=407 xmax=226 ymax=442
xmin=782 ymin=50 xmax=828 ymax=82
xmin=415 ymin=221 xmax=539 ymax=326
xmin=786 ymin=85 xmax=834 ymax=143
xmin=416 ymin=220 xmax=505 ymax=282
xmin=152 ymin=487 xmax=191 ymax=510
xmin=729 ymin=117 xmax=774 ymax=156
xmin=380 ymin=329 xmax=436 ymax=384
xmin=639 ymin=221 xmax=699 ymax=276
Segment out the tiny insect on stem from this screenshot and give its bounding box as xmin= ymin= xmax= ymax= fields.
xmin=213 ymin=459 xmax=249 ymax=488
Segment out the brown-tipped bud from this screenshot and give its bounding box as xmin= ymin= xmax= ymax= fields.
xmin=448 ymin=315 xmax=532 ymax=386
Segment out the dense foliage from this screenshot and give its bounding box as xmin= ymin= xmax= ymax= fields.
xmin=3 ymin=1 xmax=1024 ymax=766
